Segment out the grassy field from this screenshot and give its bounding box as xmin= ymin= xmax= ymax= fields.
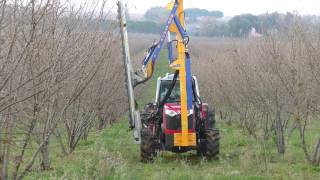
xmin=25 ymin=117 xmax=320 ymax=180
xmin=25 ymin=51 xmax=320 ymax=180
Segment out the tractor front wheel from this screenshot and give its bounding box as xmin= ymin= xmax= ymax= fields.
xmin=140 ymin=127 xmax=158 ymax=162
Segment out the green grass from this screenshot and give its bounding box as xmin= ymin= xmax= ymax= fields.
xmin=26 ymin=118 xmax=320 ymax=180
xmin=25 ymin=51 xmax=320 ymax=179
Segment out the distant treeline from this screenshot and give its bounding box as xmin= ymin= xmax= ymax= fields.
xmin=199 ymin=12 xmax=320 ymax=37
xmin=142 ymin=7 xmax=223 ymax=23
xmin=127 ymin=7 xmax=320 ymax=37
xmin=127 ymin=7 xmax=224 ymax=35
xmin=185 ymin=8 xmax=224 ymax=21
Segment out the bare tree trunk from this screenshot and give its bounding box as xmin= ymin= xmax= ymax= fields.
xmin=40 ymin=140 xmax=51 ymax=170
xmin=312 ymin=138 xmax=320 ymax=166
xmin=97 ymin=115 xmax=105 ymax=130
xmin=1 ymin=132 xmax=8 ymax=180
xmin=17 ymin=139 xmax=49 ymax=180
xmin=0 ymin=116 xmax=3 ymax=180
xmin=275 ymin=111 xmax=285 ymax=154
xmin=298 ymin=118 xmax=313 ymax=164
xmin=263 ymin=113 xmax=272 ymax=141
xmin=39 ymin=99 xmax=55 ymax=171
xmin=0 ymin=157 xmax=2 ymax=179
xmin=288 ymin=121 xmax=298 ymax=140
xmin=2 ymin=109 xmax=13 ymax=180
xmin=12 ymin=118 xmax=36 ymax=179
xmin=2 ymin=145 xmax=9 ymax=179
xmin=54 ymin=129 xmax=67 ymax=156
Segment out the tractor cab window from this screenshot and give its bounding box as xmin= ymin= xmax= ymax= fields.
xmin=159 ymin=80 xmax=180 ymax=103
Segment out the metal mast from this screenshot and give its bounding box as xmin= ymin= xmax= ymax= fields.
xmin=117 ymin=0 xmax=141 ymax=143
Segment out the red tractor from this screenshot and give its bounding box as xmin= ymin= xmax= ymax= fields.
xmin=118 ymin=0 xmax=220 ymax=162
xmin=140 ymin=73 xmax=219 ymax=161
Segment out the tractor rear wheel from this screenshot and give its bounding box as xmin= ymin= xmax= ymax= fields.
xmin=198 ymin=128 xmax=220 ymax=159
xmin=140 ymin=127 xmax=158 ymax=162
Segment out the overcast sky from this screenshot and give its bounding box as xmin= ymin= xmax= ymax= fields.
xmin=125 ymin=0 xmax=320 ymax=16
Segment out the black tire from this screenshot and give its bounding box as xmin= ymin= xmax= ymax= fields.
xmin=198 ymin=128 xmax=220 ymax=159
xmin=140 ymin=127 xmax=158 ymax=162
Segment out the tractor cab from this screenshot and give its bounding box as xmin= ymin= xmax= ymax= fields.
xmin=155 ymin=73 xmax=200 ymax=105
xmin=152 ymin=73 xmax=205 ymax=152
xmin=139 ymin=73 xmax=219 ymax=160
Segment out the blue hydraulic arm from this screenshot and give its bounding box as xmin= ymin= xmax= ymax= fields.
xmin=134 ymin=0 xmax=189 ymax=88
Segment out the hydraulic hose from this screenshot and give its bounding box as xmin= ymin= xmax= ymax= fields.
xmin=159 ymin=70 xmax=179 ymax=108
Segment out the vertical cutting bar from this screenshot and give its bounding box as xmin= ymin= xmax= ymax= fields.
xmin=118 ymin=0 xmax=141 ymax=143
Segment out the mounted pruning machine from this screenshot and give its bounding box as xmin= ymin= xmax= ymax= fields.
xmin=118 ymin=0 xmax=220 ymax=162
